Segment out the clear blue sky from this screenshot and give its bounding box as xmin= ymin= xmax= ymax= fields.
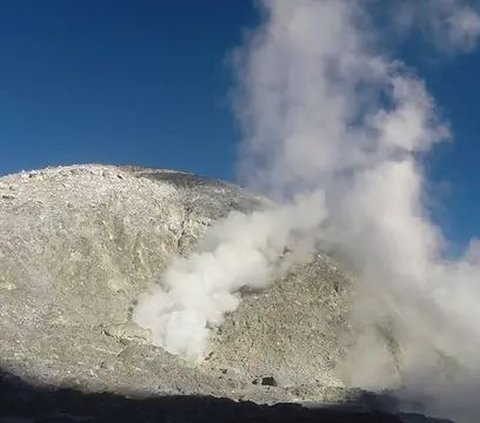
xmin=0 ymin=0 xmax=478 ymax=247
xmin=0 ymin=0 xmax=258 ymax=180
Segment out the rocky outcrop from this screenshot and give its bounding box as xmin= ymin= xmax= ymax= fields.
xmin=0 ymin=164 xmax=449 ymax=421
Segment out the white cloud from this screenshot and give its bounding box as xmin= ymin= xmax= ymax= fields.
xmin=446 ymin=5 xmax=480 ymax=51
xmin=393 ymin=0 xmax=480 ymax=53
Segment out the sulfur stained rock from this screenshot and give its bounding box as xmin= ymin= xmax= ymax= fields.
xmin=0 ymin=164 xmax=398 ymax=412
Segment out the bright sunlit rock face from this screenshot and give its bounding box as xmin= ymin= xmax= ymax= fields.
xmin=0 ymin=164 xmax=357 ymax=405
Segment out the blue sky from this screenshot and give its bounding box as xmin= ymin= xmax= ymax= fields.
xmin=0 ymin=0 xmax=258 ymax=180
xmin=0 ymin=0 xmax=478 ymax=247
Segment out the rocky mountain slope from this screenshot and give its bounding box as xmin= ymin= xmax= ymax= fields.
xmin=0 ymin=164 xmax=449 ymax=421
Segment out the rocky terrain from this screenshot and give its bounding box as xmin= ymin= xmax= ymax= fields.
xmin=0 ymin=164 xmax=450 ymax=422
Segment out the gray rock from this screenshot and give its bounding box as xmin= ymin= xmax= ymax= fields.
xmin=102 ymin=322 xmax=152 ymax=345
xmin=0 ymin=164 xmax=448 ymax=422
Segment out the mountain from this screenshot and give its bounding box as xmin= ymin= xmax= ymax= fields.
xmin=0 ymin=164 xmax=449 ymax=422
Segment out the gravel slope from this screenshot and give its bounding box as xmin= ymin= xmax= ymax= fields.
xmin=0 ymin=164 xmax=448 ymax=421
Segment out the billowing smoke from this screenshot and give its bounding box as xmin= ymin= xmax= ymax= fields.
xmin=134 ymin=0 xmax=480 ymax=421
xmin=133 ymin=191 xmax=326 ymax=359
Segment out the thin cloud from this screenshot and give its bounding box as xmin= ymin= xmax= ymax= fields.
xmin=393 ymin=0 xmax=480 ymax=53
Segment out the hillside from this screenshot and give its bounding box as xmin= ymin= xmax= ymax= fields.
xmin=0 ymin=164 xmax=447 ymax=422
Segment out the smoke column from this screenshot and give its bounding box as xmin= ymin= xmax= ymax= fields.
xmin=133 ymin=191 xmax=326 ymax=359
xmin=134 ymin=1 xmax=480 ymax=421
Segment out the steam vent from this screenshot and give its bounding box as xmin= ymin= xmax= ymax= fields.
xmin=0 ymin=164 xmax=449 ymax=422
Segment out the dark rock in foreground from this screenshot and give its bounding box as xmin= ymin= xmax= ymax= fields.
xmin=0 ymin=370 xmax=451 ymax=422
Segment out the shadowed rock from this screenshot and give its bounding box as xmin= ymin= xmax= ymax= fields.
xmin=0 ymin=370 xmax=452 ymax=422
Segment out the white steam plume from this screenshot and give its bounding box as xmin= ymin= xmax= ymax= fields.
xmin=134 ymin=1 xmax=480 ymax=420
xmin=234 ymin=0 xmax=480 ymax=421
xmin=133 ymin=191 xmax=326 ymax=359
